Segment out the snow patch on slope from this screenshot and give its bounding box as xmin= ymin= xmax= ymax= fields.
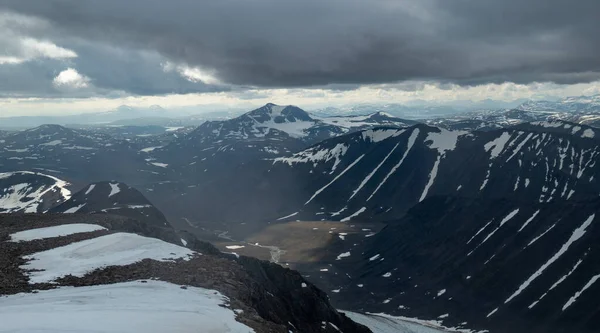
xmin=108 ymin=183 xmax=121 ymax=197
xmin=361 ymin=128 xmax=405 ymax=143
xmin=10 ymin=224 xmax=106 ymax=242
xmin=22 ymin=233 xmax=196 ymax=283
xmin=420 ymin=128 xmax=468 ymax=202
xmin=484 ymin=132 xmax=512 ymax=158
xmin=0 ymin=280 xmax=254 ymax=333
xmin=275 ymin=143 xmax=349 ymax=174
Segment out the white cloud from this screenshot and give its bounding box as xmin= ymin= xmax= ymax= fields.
xmin=21 ymin=38 xmax=77 ymax=60
xmin=53 ymin=68 xmax=90 ymax=89
xmin=0 ymin=12 xmax=77 ymax=65
xmin=162 ymin=61 xmax=221 ymax=85
xmin=178 ymin=66 xmax=221 ymax=85
xmin=0 ymin=56 xmax=25 ymax=65
xmin=0 ymin=37 xmax=77 ymax=65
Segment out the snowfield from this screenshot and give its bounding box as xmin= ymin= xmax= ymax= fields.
xmin=22 ymin=233 xmax=196 ymax=284
xmin=343 ymin=311 xmax=445 ymax=333
xmin=343 ymin=311 xmax=485 ymax=333
xmin=9 ymin=224 xmax=106 ymax=242
xmin=0 ymin=280 xmax=255 ymax=333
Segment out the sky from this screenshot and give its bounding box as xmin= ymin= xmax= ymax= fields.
xmin=1 ymin=0 xmax=600 ymax=116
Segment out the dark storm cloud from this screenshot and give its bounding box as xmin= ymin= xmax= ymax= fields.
xmin=69 ymin=42 xmax=228 ymax=95
xmin=1 ymin=0 xmax=600 ymax=90
xmin=0 ymin=40 xmax=226 ymax=97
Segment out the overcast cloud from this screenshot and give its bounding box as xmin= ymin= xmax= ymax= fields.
xmin=0 ymin=0 xmax=599 ymax=111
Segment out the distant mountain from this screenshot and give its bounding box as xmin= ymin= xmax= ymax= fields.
xmin=50 ymin=181 xmax=171 ymax=227
xmin=174 ymin=123 xmax=600 ymax=235
xmin=0 ymin=124 xmax=168 ymax=187
xmin=517 ymin=95 xmax=600 ymax=113
xmin=0 ymin=106 xmax=246 ymax=129
xmin=0 ymin=130 xmax=12 ymax=139
xmin=0 ymin=171 xmax=71 ymax=213
xmin=181 ymin=103 xmax=417 ymax=144
xmin=0 ymin=105 xmax=164 ymax=128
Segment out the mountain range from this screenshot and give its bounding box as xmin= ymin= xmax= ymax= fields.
xmin=3 ymin=97 xmax=600 ymax=332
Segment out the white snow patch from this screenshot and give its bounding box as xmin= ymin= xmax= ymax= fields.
xmin=127 ymin=204 xmax=153 ymax=209
xmin=518 ymin=210 xmax=540 ymax=232
xmin=0 ymin=280 xmax=254 ymax=333
xmin=437 ymin=289 xmax=446 ymax=297
xmin=84 ymin=184 xmax=96 ymax=195
xmin=526 ymin=223 xmax=557 ymax=248
xmin=275 ymin=143 xmax=349 ymax=174
xmin=108 ymin=183 xmax=121 ymax=197
xmin=181 ymin=238 xmax=188 ymax=246
xmin=487 ymin=308 xmax=498 ymax=318
xmin=226 ymin=245 xmax=246 ymax=250
xmin=140 ymin=146 xmax=163 ymax=153
xmin=467 ymin=219 xmax=494 ymax=245
xmin=341 ymin=207 xmax=366 ymax=222
xmin=419 ymin=129 xmax=467 ymax=202
xmin=361 ymin=128 xmax=405 ymax=143
xmin=370 ymin=254 xmax=381 ymax=261
xmin=383 ymin=272 xmax=392 ymax=278
xmin=484 ymin=132 xmax=512 ymax=158
xmin=563 ymin=273 xmax=600 ymax=311
xmin=419 ymin=156 xmax=441 ymax=202
xmin=63 ymin=203 xmax=87 ymax=213
xmin=22 ymin=232 xmax=196 ymax=284
xmin=150 ymin=162 xmax=169 ymax=168
xmin=277 ymin=212 xmax=298 ymax=220
xmin=343 ymin=311 xmax=474 ymax=333
xmin=426 ymin=128 xmax=468 ymax=154
xmin=581 ymin=128 xmax=595 ymax=138
xmin=40 ymin=140 xmax=62 ymax=146
xmin=10 ymin=224 xmax=106 ymax=242
xmin=336 ymin=252 xmax=351 ymax=260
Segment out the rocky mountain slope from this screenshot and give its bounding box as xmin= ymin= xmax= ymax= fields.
xmin=172 ymin=122 xmax=600 ymax=234
xmin=0 ymin=171 xmax=71 ymax=213
xmin=185 ymin=103 xmax=417 ymax=145
xmin=0 ymin=212 xmax=371 ymax=333
xmin=50 ymin=181 xmax=171 ymax=227
xmin=313 ymin=196 xmax=600 ymax=333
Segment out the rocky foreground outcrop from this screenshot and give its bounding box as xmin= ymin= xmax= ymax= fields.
xmin=0 ymin=213 xmax=371 ymax=333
